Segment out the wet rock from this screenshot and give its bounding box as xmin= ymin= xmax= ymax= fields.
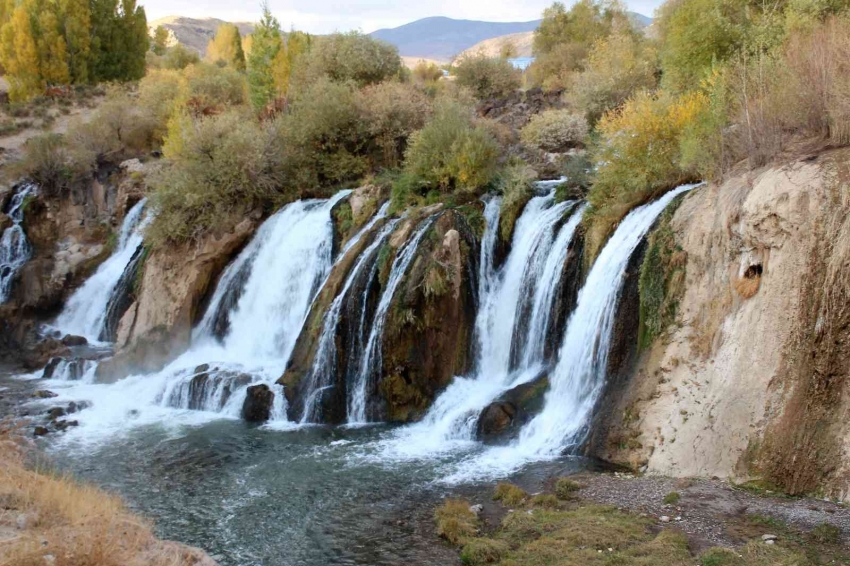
xmin=242 ymin=384 xmax=274 ymax=423
xmin=42 ymin=357 xmax=64 ymax=379
xmin=46 ymin=407 xmax=66 ymax=420
xmin=476 ymin=376 xmax=550 ymax=442
xmin=477 ymin=402 xmax=517 ymax=438
xmin=22 ymin=337 xmax=71 ymax=371
xmin=54 ymin=420 xmax=79 ymax=431
xmin=33 ymin=426 xmax=49 ymax=437
xmin=32 ymin=390 xmax=58 ymax=399
xmin=61 ymin=334 xmax=88 ymax=347
xmin=194 ymin=364 xmax=210 ymax=374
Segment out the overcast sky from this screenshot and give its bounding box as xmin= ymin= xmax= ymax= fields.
xmin=143 ymin=0 xmax=664 ymax=34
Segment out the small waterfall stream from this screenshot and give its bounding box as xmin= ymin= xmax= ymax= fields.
xmin=54 ymin=199 xmax=150 ymax=342
xmin=0 ymin=184 xmax=37 ymax=303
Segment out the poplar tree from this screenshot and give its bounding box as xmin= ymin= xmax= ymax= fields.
xmin=1 ymin=5 xmax=43 ymax=100
xmin=207 ymin=23 xmax=245 ymax=70
xmin=59 ymin=0 xmax=91 ymax=83
xmin=37 ymin=7 xmax=70 ymax=85
xmin=247 ymin=5 xmax=282 ymax=109
xmin=152 ymin=24 xmax=168 ymax=55
xmin=271 ymin=29 xmax=310 ymax=97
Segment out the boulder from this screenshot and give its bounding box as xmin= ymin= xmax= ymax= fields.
xmin=42 ymin=357 xmax=64 ymax=379
xmin=61 ymin=334 xmax=88 ymax=347
xmin=476 ymin=376 xmax=550 ymax=442
xmin=32 ymin=390 xmax=58 ymax=399
xmin=242 ymin=384 xmax=274 ymax=423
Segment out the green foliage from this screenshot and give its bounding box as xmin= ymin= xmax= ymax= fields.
xmin=496 ymin=163 xmax=534 ymax=244
xmin=554 ymin=477 xmax=582 ymax=500
xmin=149 ymin=108 xmax=285 ymax=246
xmin=182 ymin=62 xmax=247 ymax=111
xmin=555 ymin=153 xmax=592 ymax=202
xmin=356 ymin=81 xmax=432 ymax=168
xmin=638 ymin=194 xmax=687 ymax=350
xmin=271 ymin=77 xmax=367 ymax=192
xmin=152 ymin=25 xmax=168 ymax=56
xmin=662 ymin=491 xmax=681 ymax=505
xmin=567 ymin=31 xmax=659 ymax=124
xmin=293 ymin=31 xmax=401 ymax=90
xmin=453 ymin=54 xmax=521 ymax=100
xmin=161 ymin=44 xmax=199 ymax=70
xmin=247 ymin=6 xmax=283 ymax=109
xmin=66 ymin=89 xmax=157 ymax=161
xmin=520 ymin=110 xmax=588 ymax=152
xmin=206 ymin=23 xmax=245 ymax=70
xmin=89 ymin=0 xmax=148 ymax=82
xmin=403 ymin=99 xmax=501 ymax=195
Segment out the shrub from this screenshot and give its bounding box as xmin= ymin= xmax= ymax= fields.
xmin=182 ymin=62 xmax=248 ymax=113
xmin=530 ymin=494 xmax=560 ymax=509
xmin=148 ymin=109 xmax=284 ymax=245
xmin=293 ymin=32 xmax=402 ymax=90
xmin=663 ymin=491 xmax=682 ymax=505
xmin=567 ymin=31 xmax=659 ymax=124
xmin=453 ymin=53 xmax=521 ymax=100
xmin=161 ymin=44 xmax=200 ymax=70
xmin=496 ymin=163 xmax=534 ymax=243
xmin=403 ymin=99 xmax=501 ymax=194
xmin=520 ymin=110 xmax=588 ymax=152
xmin=137 ymin=69 xmax=183 ymax=143
xmin=65 ymin=91 xmax=157 ymax=161
xmin=555 ymin=153 xmax=591 ymax=202
xmin=585 ymin=90 xmax=707 ymax=262
xmin=528 ymin=42 xmax=588 ymax=92
xmin=554 ymin=478 xmax=582 ymax=499
xmin=412 ymin=60 xmax=443 ymax=83
xmin=493 ymin=482 xmax=528 ymax=506
xmin=357 ymin=81 xmax=432 ymax=168
xmin=271 ymin=77 xmax=368 ymax=192
xmin=434 ymin=499 xmax=479 ymax=545
xmin=459 ymin=538 xmax=509 ymax=565
xmin=18 ymin=133 xmax=94 ymax=195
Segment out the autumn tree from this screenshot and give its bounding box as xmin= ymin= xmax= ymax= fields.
xmin=152 ymin=24 xmax=168 ymax=55
xmin=0 ymin=4 xmax=43 ymax=100
xmin=207 ymin=23 xmax=245 ymax=70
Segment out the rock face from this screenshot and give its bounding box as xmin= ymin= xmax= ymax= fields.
xmin=242 ymin=384 xmax=274 ymax=422
xmin=96 ymin=218 xmax=257 ymax=382
xmin=590 ymin=148 xmax=850 ymax=500
xmin=376 ymin=210 xmax=479 ymax=423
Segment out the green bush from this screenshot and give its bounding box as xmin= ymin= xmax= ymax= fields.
xmin=161 ymin=44 xmax=200 ymax=70
xmin=182 ymin=62 xmax=247 ymax=111
xmin=412 ymin=60 xmax=443 ymax=83
xmin=403 ymin=99 xmax=501 ymax=195
xmin=555 ymin=153 xmax=591 ymax=202
xmin=137 ymin=69 xmax=183 ymax=144
xmin=453 ymin=54 xmax=521 ymax=100
xmin=293 ymin=32 xmax=402 ymax=90
xmin=496 ymin=163 xmax=534 ymax=244
xmin=662 ymin=491 xmax=682 ymax=505
xmin=554 ymin=477 xmax=583 ymax=499
xmin=148 ymin=109 xmax=285 ymax=246
xmin=271 ymin=77 xmax=368 ymax=192
xmin=356 ymin=81 xmax=432 ymax=168
xmin=65 ymin=91 xmax=157 ymax=161
xmin=520 ymin=110 xmax=588 ymax=152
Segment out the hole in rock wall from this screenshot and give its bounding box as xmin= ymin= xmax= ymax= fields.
xmin=734 ymin=263 xmax=763 ymax=299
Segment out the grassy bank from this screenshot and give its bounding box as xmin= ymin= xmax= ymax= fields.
xmin=0 ymin=423 xmax=215 ymax=566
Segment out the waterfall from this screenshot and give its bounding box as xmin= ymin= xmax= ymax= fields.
xmin=440 ymin=183 xmax=699 ymax=482
xmin=382 ymin=186 xmax=584 ymax=455
xmin=300 ymin=212 xmax=403 ymax=423
xmin=54 ymin=199 xmax=150 ymax=342
xmin=347 ymin=214 xmax=440 ymax=424
xmin=0 ymin=184 xmax=37 ymax=303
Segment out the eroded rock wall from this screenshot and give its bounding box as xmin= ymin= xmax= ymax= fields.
xmin=592 ymin=149 xmax=850 ymax=500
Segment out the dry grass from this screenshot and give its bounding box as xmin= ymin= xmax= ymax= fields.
xmin=493 ymin=483 xmax=528 ymax=507
xmin=554 ymin=478 xmax=582 ymax=500
xmin=0 ymin=422 xmax=212 ymax=566
xmin=733 ymin=275 xmax=761 ymax=299
xmin=434 ymin=498 xmax=479 ymax=545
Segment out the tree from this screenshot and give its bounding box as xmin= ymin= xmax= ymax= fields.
xmin=0 ymin=4 xmax=43 ymax=101
xmin=152 ymin=24 xmax=168 ymax=55
xmin=271 ymin=29 xmax=310 ymax=97
xmin=89 ymin=0 xmax=147 ymax=81
xmin=37 ymin=7 xmax=71 ymax=85
xmin=59 ymin=0 xmax=91 ymax=83
xmin=247 ymin=5 xmax=282 ymax=109
xmin=206 ymin=23 xmax=245 ymax=70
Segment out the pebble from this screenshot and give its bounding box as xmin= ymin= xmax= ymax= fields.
xmin=765 ymin=539 xmax=775 ymax=545
xmin=761 ymin=534 xmax=777 ymax=541
xmin=469 ymin=504 xmax=483 ymax=516
xmin=660 ymin=516 xmax=671 ymax=523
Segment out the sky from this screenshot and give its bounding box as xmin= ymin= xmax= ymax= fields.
xmin=143 ymin=0 xmax=664 ymax=34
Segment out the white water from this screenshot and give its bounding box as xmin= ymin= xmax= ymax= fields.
xmin=436 ymin=183 xmax=698 ymax=482
xmin=301 ymin=211 xmax=403 ymax=423
xmin=54 ymin=199 xmax=150 ymax=342
xmin=37 ymin=192 xmax=351 ymax=443
xmin=0 ymin=184 xmax=37 ymax=303
xmin=379 ymin=186 xmax=584 ymax=457
xmin=348 ymin=214 xmax=439 ymax=424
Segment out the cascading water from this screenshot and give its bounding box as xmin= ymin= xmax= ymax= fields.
xmin=54 ymin=199 xmax=150 ymax=342
xmin=439 ymin=184 xmax=699 ymax=482
xmin=301 ymin=212 xmax=403 ymax=423
xmin=0 ymin=184 xmax=37 ymax=303
xmin=347 ymin=214 xmax=440 ymax=424
xmin=381 ymin=186 xmax=585 ymax=455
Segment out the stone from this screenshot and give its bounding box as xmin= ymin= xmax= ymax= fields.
xmin=54 ymin=420 xmax=79 ymax=431
xmin=762 ymin=534 xmax=778 ymax=541
xmin=32 ymin=390 xmax=57 ymax=399
xmin=477 ymin=402 xmax=517 ymax=438
xmin=765 ymin=539 xmax=775 ymax=545
xmin=33 ymin=426 xmax=49 ymax=437
xmin=61 ymin=334 xmax=88 ymax=347
xmin=46 ymin=407 xmax=66 ymax=420
xmin=469 ymin=504 xmax=483 ymax=516
xmin=660 ymin=516 xmax=671 ymax=523
xmin=242 ymin=384 xmax=274 ymax=422
xmin=41 ymin=357 xmax=64 ymax=379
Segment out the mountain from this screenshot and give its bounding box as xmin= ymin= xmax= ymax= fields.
xmin=370 ymin=17 xmax=541 ymax=62
xmin=149 ymin=16 xmax=255 ymax=56
xmin=456 ymin=31 xmax=535 ymax=61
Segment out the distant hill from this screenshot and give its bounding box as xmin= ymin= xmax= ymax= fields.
xmin=149 ymin=16 xmax=255 ymax=57
xmin=455 ymin=12 xmax=652 ymax=62
xmin=370 ymin=17 xmax=541 ymax=62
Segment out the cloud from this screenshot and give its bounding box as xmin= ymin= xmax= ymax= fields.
xmin=143 ymin=0 xmax=663 ymax=34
